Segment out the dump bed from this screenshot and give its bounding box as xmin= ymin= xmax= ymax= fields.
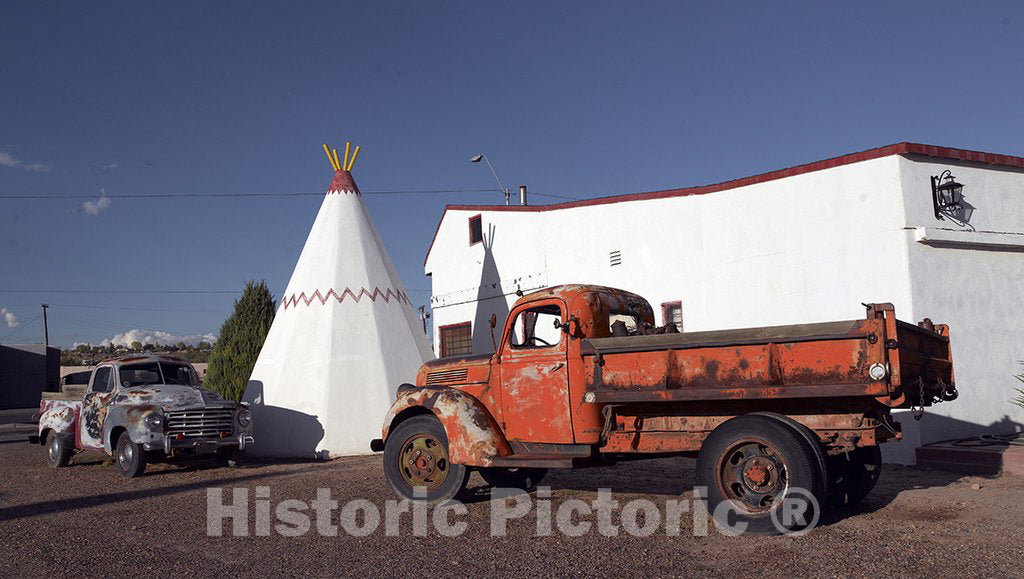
xmin=582 ymin=303 xmax=955 ymax=407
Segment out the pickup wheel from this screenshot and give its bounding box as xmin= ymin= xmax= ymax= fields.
xmin=479 ymin=467 xmax=548 ymax=490
xmin=45 ymin=431 xmax=72 ymax=468
xmin=114 ymin=432 xmax=147 ymax=478
xmin=216 ymin=448 xmax=244 ymax=468
xmin=697 ymin=415 xmax=824 ymax=535
xmin=827 ymin=446 xmax=882 ymax=508
xmin=383 ymin=415 xmax=468 ymax=503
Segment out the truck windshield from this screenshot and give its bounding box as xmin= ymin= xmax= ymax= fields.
xmin=118 ymin=362 xmax=197 ymax=388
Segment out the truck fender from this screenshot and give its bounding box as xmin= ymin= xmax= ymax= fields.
xmin=382 ymin=386 xmax=511 ymax=467
xmin=38 ymin=401 xmax=79 ymax=442
xmin=102 ymin=404 xmax=161 ymax=453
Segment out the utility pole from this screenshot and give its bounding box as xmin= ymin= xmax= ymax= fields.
xmin=41 ymin=303 xmax=49 ymax=347
xmin=417 ymin=305 xmax=431 ymax=335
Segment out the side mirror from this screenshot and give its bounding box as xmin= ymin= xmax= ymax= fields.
xmin=488 ymin=313 xmax=499 ymax=358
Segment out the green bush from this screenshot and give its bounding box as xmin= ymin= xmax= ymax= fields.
xmin=205 ymin=280 xmax=276 ymax=401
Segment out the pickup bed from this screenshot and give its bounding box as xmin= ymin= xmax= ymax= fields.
xmin=374 ymin=284 xmax=957 ymax=533
xmin=32 ymin=354 xmax=254 ymax=477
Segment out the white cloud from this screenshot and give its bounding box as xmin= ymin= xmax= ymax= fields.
xmin=0 ymin=151 xmax=50 ymax=172
xmin=78 ymin=189 xmax=112 ymax=215
xmin=0 ymin=308 xmax=18 ymax=328
xmin=99 ymin=329 xmax=217 ymax=347
xmin=101 ymin=162 xmax=119 ymax=171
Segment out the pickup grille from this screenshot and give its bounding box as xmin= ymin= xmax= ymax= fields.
xmin=166 ymin=409 xmax=235 ymax=438
xmin=425 ymin=369 xmax=468 ymax=385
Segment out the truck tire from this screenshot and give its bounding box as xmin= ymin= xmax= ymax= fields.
xmin=45 ymin=431 xmax=72 ymax=468
xmin=114 ymin=431 xmax=147 ymax=478
xmin=697 ymin=414 xmax=824 ymax=535
xmin=216 ymin=448 xmax=244 ymax=468
xmin=479 ymin=467 xmax=547 ymax=490
xmin=383 ymin=414 xmax=468 ymax=503
xmin=827 ymin=446 xmax=882 ymax=508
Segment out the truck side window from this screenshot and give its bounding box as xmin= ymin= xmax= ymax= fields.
xmin=92 ymin=367 xmax=113 ymax=393
xmin=508 ymin=304 xmax=562 ymax=349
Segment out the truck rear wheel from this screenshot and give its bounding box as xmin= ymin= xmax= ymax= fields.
xmin=827 ymin=446 xmax=882 ymax=508
xmin=383 ymin=415 xmax=468 ymax=503
xmin=45 ymin=431 xmax=72 ymax=468
xmin=114 ymin=431 xmax=147 ymax=478
xmin=479 ymin=467 xmax=547 ymax=490
xmin=697 ymin=414 xmax=824 ymax=535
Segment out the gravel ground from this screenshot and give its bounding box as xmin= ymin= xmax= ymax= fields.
xmin=2 ymin=421 xmax=1023 ymax=578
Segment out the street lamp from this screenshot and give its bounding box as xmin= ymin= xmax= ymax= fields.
xmin=931 ymin=170 xmax=964 ymax=220
xmin=470 ymin=153 xmax=511 ymax=206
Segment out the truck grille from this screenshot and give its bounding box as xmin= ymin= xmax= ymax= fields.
xmin=166 ymin=409 xmax=235 ymax=438
xmin=425 ymin=369 xmax=468 ymax=385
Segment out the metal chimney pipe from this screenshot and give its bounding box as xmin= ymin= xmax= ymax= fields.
xmin=519 ymin=185 xmax=528 ymax=206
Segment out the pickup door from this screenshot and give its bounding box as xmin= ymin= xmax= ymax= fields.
xmin=80 ymin=365 xmax=115 ymax=449
xmin=499 ymin=299 xmax=574 ymax=443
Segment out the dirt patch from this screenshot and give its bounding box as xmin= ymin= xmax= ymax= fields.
xmin=1 ymin=433 xmax=1023 ymax=577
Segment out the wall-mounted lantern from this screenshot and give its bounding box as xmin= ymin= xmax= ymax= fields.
xmin=931 ymin=170 xmax=964 ymax=220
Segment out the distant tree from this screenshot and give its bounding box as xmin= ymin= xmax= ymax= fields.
xmin=176 ymin=341 xmax=186 ymax=350
xmin=205 ymin=280 xmax=276 ymax=402
xmin=75 ymin=344 xmax=90 ymax=353
xmin=143 ymin=343 xmax=155 ymax=352
xmin=131 ymin=341 xmax=143 ymax=351
xmin=198 ymin=341 xmax=211 ymax=350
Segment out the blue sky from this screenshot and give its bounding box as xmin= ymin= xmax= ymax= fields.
xmin=1 ymin=1 xmax=1022 ymax=347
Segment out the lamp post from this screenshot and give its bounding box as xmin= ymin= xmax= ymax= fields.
xmin=931 ymin=170 xmax=964 ymax=220
xmin=470 ymin=154 xmax=511 ymax=206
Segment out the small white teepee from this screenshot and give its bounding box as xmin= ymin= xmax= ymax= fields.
xmin=242 ymin=143 xmax=434 ymax=458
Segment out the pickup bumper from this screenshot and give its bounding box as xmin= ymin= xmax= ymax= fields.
xmin=144 ymin=433 xmax=254 ymax=454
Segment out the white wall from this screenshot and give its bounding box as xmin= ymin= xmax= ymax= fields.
xmin=896 ymin=156 xmax=1024 ymax=450
xmin=428 ymin=155 xmax=913 ymax=346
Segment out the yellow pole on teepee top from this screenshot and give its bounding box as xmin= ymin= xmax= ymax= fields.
xmin=347 ymin=145 xmax=361 ymax=171
xmin=343 ymin=141 xmax=352 ymax=172
xmin=322 ymin=144 xmax=338 ymax=170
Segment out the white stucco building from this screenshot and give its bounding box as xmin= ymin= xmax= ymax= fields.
xmin=423 ymin=142 xmax=1024 ymax=463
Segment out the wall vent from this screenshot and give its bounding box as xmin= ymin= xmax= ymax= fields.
xmin=609 ymin=250 xmax=622 ymax=266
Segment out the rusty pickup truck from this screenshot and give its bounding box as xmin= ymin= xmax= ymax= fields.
xmin=31 ymin=354 xmax=254 ymax=477
xmin=374 ymin=284 xmax=957 ymax=533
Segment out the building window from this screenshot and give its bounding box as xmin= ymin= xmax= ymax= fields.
xmin=439 ymin=322 xmax=473 ymax=357
xmin=469 ymin=215 xmax=483 ymax=245
xmin=661 ymin=301 xmax=682 ymax=330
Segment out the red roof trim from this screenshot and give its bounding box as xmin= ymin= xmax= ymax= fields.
xmin=423 ymin=142 xmax=1024 ymax=267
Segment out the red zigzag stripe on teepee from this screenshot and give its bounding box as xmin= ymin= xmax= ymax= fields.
xmin=281 ymin=287 xmax=410 ymax=310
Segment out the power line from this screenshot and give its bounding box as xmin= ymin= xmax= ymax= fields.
xmin=0 ymin=189 xmax=580 ymax=201
xmin=0 ymin=315 xmax=40 ymax=342
xmin=0 ymin=288 xmax=432 ymax=295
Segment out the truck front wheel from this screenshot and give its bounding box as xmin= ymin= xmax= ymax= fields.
xmin=383 ymin=415 xmax=468 ymax=503
xmin=45 ymin=431 xmax=72 ymax=468
xmin=697 ymin=415 xmax=824 ymax=535
xmin=114 ymin=432 xmax=147 ymax=478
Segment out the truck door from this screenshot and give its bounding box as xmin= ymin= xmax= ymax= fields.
xmin=499 ymin=300 xmax=574 ymax=443
xmin=80 ymin=365 xmax=115 ymax=450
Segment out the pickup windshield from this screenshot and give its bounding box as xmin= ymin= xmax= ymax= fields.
xmin=118 ymin=362 xmax=198 ymax=388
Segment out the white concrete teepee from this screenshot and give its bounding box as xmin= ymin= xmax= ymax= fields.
xmin=242 ymin=143 xmax=434 ymax=458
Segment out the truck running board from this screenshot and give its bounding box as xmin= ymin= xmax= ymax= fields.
xmin=489 ymin=455 xmax=577 ymax=469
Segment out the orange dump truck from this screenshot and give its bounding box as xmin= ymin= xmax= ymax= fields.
xmin=373 ymin=284 xmax=957 ymax=532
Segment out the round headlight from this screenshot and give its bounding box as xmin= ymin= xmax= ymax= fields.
xmin=237 ymin=409 xmax=252 ymax=428
xmin=144 ymin=413 xmax=164 ymax=431
xmin=869 ymin=363 xmax=888 ymax=381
